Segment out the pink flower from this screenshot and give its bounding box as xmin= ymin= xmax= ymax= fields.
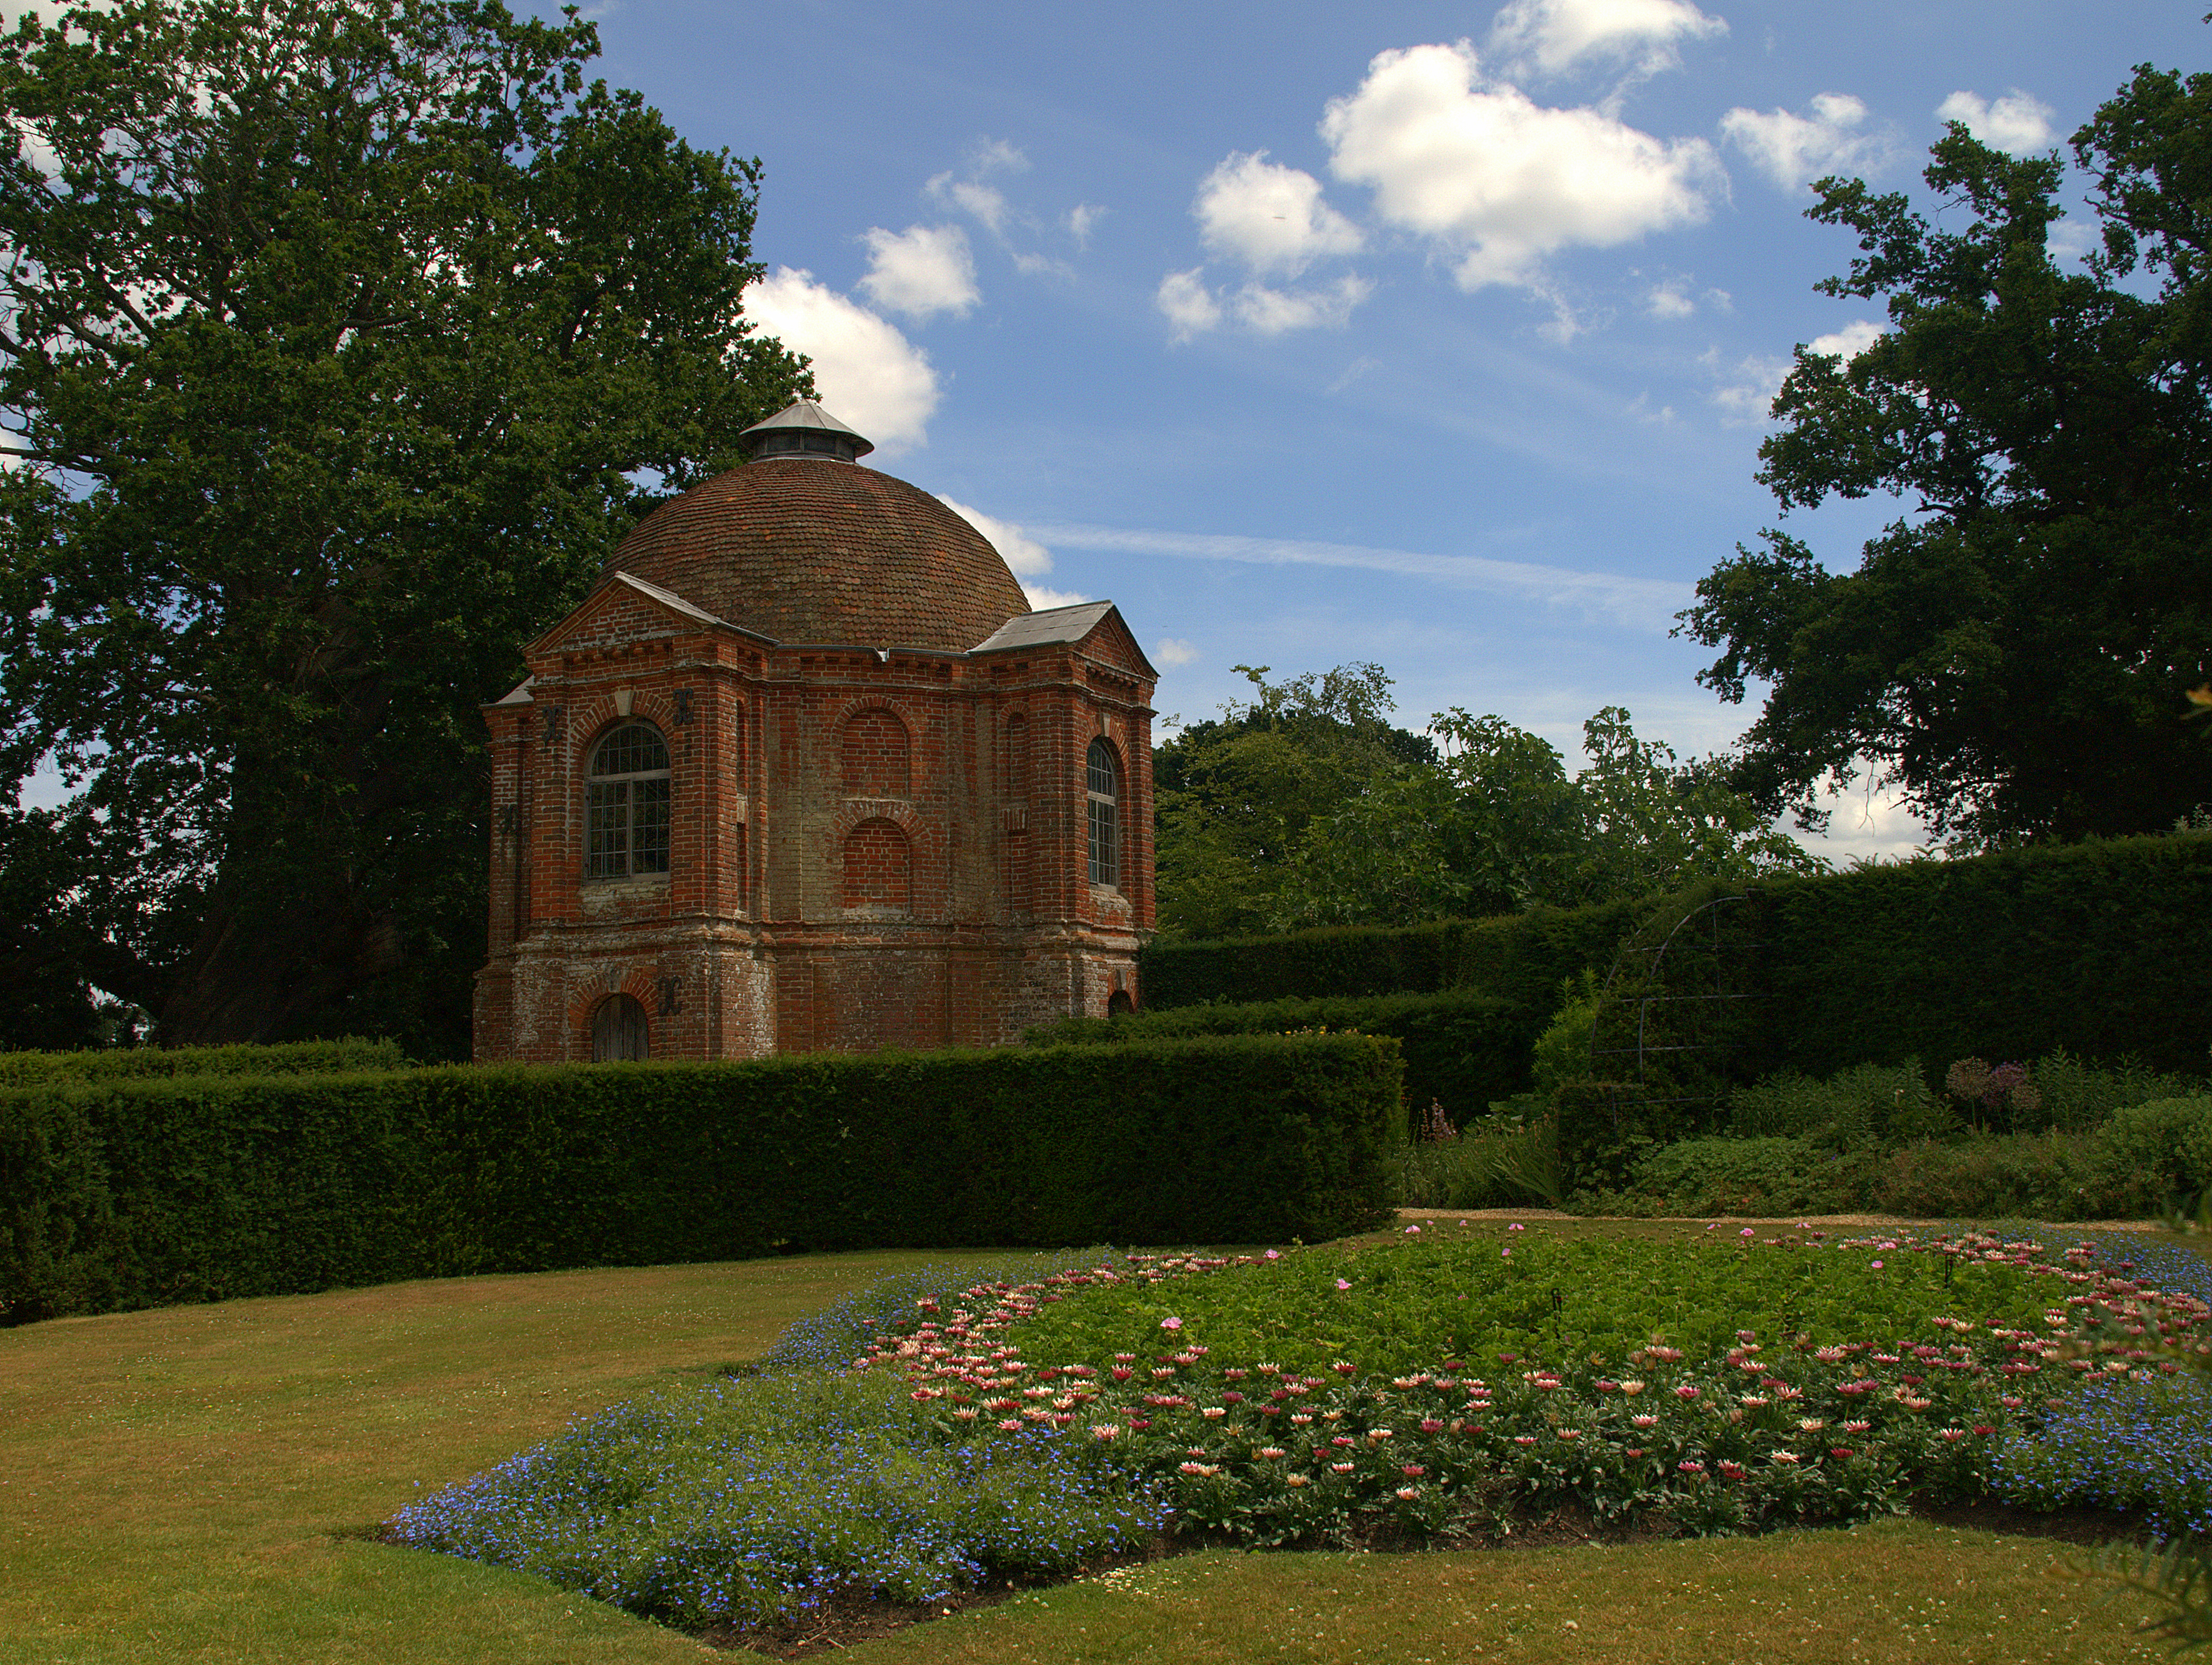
xmin=1264 ymin=1249 xmax=1280 ymax=1260
xmin=1161 ymin=1316 xmax=1183 ymax=1331
xmin=1502 ymin=1248 xmax=1513 ymax=1259
xmin=1508 ymin=1222 xmax=1526 ymax=1232
xmin=1871 ymin=1260 xmax=1884 ymax=1270
xmin=1706 ymin=1223 xmax=1719 ymax=1232
xmin=1741 ymin=1228 xmax=1755 ymax=1238
xmin=1675 ymin=1384 xmax=1701 ymax=1399
xmin=1405 ymin=1224 xmax=1422 ymax=1234
xmin=1336 ymin=1279 xmax=1352 ymax=1291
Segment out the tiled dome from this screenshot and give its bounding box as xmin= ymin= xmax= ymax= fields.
xmin=609 ymin=407 xmax=1030 ymax=652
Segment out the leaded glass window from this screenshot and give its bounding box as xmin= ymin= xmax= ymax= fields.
xmin=585 ymin=723 xmax=671 ymax=878
xmin=1085 ymin=738 xmax=1119 ymax=888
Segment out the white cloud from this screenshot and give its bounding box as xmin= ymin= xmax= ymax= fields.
xmin=1153 ymin=638 xmax=1199 ymax=667
xmin=743 ymin=268 xmax=938 ymax=454
xmin=929 ymin=175 xmax=1012 ymax=238
xmin=1706 ymin=321 xmax=1877 ymax=423
xmin=1066 ymin=203 xmax=1105 ymax=248
xmin=857 ymin=224 xmax=978 ymax=321
xmin=1028 ymin=519 xmax=1688 ymax=630
xmin=1489 ymin=0 xmax=1727 ymax=80
xmin=1232 ymin=275 xmax=1373 ymax=334
xmin=1719 ymin=92 xmax=1886 ymax=192
xmin=1321 ymin=42 xmax=1721 ymax=292
xmin=1645 ymin=281 xmax=1694 ymax=319
xmin=1021 ymin=584 xmax=1094 ymax=610
xmin=1936 ymin=88 xmax=2057 ymax=155
xmin=1709 ymin=351 xmax=1788 ymax=424
xmin=933 ymin=499 xmax=1089 ymax=611
xmin=1157 ymin=268 xmax=1224 ymax=341
xmin=1194 ymin=151 xmax=1364 ymax=278
xmin=934 ymin=496 xmax=1054 ymax=577
xmin=1808 ymin=318 xmax=1882 ymax=359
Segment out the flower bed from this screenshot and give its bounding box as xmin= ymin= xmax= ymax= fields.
xmin=385 ymin=1223 xmax=2212 ymax=1634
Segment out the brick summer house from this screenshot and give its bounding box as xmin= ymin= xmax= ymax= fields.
xmin=471 ymin=401 xmax=1158 ymax=1063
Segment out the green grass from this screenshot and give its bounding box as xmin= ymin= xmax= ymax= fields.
xmin=0 ymin=1229 xmax=2179 ymax=1663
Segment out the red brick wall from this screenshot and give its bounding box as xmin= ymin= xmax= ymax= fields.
xmin=842 ymin=817 xmax=912 ymax=910
xmin=475 ymin=579 xmax=1157 ymax=1064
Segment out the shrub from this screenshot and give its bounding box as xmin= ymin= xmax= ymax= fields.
xmin=0 ymin=1037 xmax=407 ymax=1085
xmin=1601 ymin=1136 xmax=1867 ymax=1218
xmin=2088 ymin=1096 xmax=2212 ymax=1215
xmin=1866 ymin=1134 xmax=2103 ymax=1220
xmin=1137 ymin=899 xmax=1647 ymax=1011
xmin=1389 ymin=1117 xmax=1563 ymax=1210
xmin=0 ymin=1032 xmax=1403 ymax=1324
xmin=1728 ymin=1062 xmax=1953 ymax=1147
xmin=1029 ymin=989 xmax=1540 ymax=1126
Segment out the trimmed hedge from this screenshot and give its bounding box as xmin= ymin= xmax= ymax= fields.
xmin=1739 ymin=833 xmax=2212 ymax=1081
xmin=0 ymin=1031 xmax=1402 ymax=1324
xmin=1028 ymin=990 xmax=1542 ymax=1124
xmin=1138 ymin=899 xmax=1646 ymax=1011
xmin=0 ymin=1038 xmax=408 ymax=1086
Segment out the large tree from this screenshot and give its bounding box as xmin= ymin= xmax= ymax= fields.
xmin=1678 ymin=64 xmax=2212 ymax=845
xmin=1150 ymin=663 xmax=1438 ymax=940
xmin=0 ymin=0 xmax=809 ymax=1053
xmin=1274 ymin=706 xmax=1820 ymax=930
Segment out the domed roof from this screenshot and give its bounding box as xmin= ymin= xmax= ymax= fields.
xmin=609 ymin=454 xmax=1031 ymax=652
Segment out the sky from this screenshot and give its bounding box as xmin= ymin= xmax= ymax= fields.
xmin=542 ymin=0 xmax=2207 ymax=861
xmin=18 ymin=1 xmax=2211 ymax=860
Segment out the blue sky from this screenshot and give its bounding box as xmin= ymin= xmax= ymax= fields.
xmin=19 ymin=1 xmax=2208 ymax=858
xmin=557 ymin=0 xmax=2207 ymax=858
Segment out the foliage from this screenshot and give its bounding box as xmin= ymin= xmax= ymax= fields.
xmin=0 ymin=1035 xmax=405 ymax=1084
xmin=1729 ymin=1061 xmax=1954 ymax=1146
xmin=1138 ymin=895 xmax=1645 ymax=1012
xmin=1671 ymin=834 xmax=2212 ymax=1087
xmin=0 ymin=1030 xmax=1402 ymax=1323
xmin=1678 ymin=78 xmax=2212 ymax=844
xmin=1388 ymin=1116 xmax=1563 ymax=1210
xmin=1150 ymin=664 xmax=1438 ymax=940
xmin=1274 ymin=706 xmax=1823 ymax=931
xmin=2098 ymin=1098 xmax=2212 ymax=1216
xmin=386 ymin=1365 xmax=1165 ymax=1631
xmin=887 ymin=1229 xmax=2201 ymax=1549
xmin=1003 ymin=1230 xmax=2068 ymax=1377
xmin=0 ymin=0 xmax=812 ymax=1057
xmin=2073 ymin=1537 xmax=2212 ymax=1654
xmin=1999 ymin=1373 xmax=2212 ymax=1539
xmin=1029 ymin=988 xmax=1541 ymax=1127
xmin=750 ymin=1251 xmax=1123 ymax=1375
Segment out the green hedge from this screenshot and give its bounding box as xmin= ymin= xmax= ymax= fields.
xmin=1029 ymin=990 xmax=1541 ymax=1125
xmin=0 ymin=1032 xmax=1402 ymax=1324
xmin=1738 ymin=833 xmax=2212 ymax=1081
xmin=0 ymin=1038 xmax=408 ymax=1086
xmin=1138 ymin=899 xmax=1647 ymax=1011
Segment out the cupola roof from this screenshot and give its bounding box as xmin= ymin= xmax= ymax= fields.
xmin=608 ymin=404 xmax=1030 ymax=652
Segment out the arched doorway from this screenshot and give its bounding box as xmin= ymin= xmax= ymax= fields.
xmin=592 ymin=992 xmax=650 ymax=1061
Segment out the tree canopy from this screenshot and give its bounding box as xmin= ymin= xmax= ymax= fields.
xmin=0 ymin=0 xmax=810 ymax=1052
xmin=1150 ymin=663 xmax=1438 ymax=940
xmin=1678 ymin=62 xmax=2212 ymax=845
xmin=1149 ymin=664 xmax=1819 ymax=939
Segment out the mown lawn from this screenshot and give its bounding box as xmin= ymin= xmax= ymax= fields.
xmin=0 ymin=1229 xmax=2176 ymax=1664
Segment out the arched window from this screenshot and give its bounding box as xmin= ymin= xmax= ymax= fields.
xmin=843 ymin=817 xmax=912 ymax=912
xmin=585 ymin=723 xmax=670 ymax=878
xmin=1086 ymin=738 xmax=1120 ymax=888
xmin=592 ymin=992 xmax=650 ymax=1060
